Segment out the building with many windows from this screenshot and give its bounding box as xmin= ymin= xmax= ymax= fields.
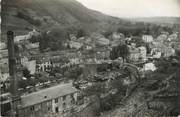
xmin=36 ymin=59 xmax=53 ymax=73
xmin=128 ymin=44 xmax=147 ymax=63
xmin=142 ymin=35 xmax=153 ymax=43
xmin=17 ymin=83 xmax=78 ymax=117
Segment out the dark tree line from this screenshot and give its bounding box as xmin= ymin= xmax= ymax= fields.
xmin=17 ymin=10 xmax=41 ymax=26
xmin=39 ymin=27 xmax=67 ymax=52
xmin=37 ymin=27 xmax=88 ymax=52
xmin=110 ymin=44 xmax=130 ymax=62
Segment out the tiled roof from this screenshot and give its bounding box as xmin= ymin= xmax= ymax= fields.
xmin=20 ymin=82 xmax=78 ymax=108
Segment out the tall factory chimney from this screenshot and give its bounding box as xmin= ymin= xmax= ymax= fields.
xmin=7 ymin=31 xmax=18 ymax=97
xmin=7 ymin=31 xmax=21 ymax=117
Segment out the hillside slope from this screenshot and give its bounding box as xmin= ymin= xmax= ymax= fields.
xmin=1 ymin=0 xmax=123 ymax=38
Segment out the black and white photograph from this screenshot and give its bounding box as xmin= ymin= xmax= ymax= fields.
xmin=1 ymin=0 xmax=180 ymax=117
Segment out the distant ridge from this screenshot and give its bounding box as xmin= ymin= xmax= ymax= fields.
xmin=126 ymin=17 xmax=180 ymax=25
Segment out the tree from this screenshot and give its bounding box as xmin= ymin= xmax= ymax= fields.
xmin=103 ymin=30 xmax=113 ymax=38
xmin=64 ymin=66 xmax=83 ymax=80
xmin=18 ymin=80 xmax=28 ymax=89
xmin=23 ymin=68 xmax=31 ymax=78
xmin=155 ymin=59 xmax=171 ymax=73
xmin=39 ymin=32 xmax=49 ymax=52
xmin=84 ymin=82 xmax=106 ymax=97
xmin=77 ymin=28 xmax=87 ymax=38
xmin=37 ymin=72 xmax=50 ymax=83
xmin=39 ymin=27 xmax=68 ymax=52
xmin=29 ymin=35 xmax=40 ymax=43
xmin=110 ymin=44 xmax=129 ymax=61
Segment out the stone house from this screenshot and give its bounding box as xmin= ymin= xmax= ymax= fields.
xmin=0 ymin=93 xmax=12 ymax=116
xmin=0 ymin=72 xmax=9 ymax=82
xmin=36 ymin=58 xmax=53 ymax=73
xmin=21 ymin=56 xmax=29 ymax=65
xmin=162 ymin=47 xmax=175 ymax=57
xmin=69 ymin=41 xmax=83 ymax=50
xmin=128 ymin=48 xmax=140 ymax=62
xmin=167 ymin=33 xmax=178 ymax=41
xmin=156 ymin=34 xmax=168 ymax=42
xmin=111 ymin=32 xmax=125 ymax=47
xmin=96 ymin=38 xmax=110 ymax=47
xmin=0 ymin=42 xmax=7 ymax=50
xmin=138 ymin=46 xmax=147 ymax=62
xmin=69 ymin=34 xmax=77 ymax=41
xmin=143 ymin=62 xmax=157 ymax=72
xmin=150 ymin=42 xmax=175 ymax=58
xmin=25 ymin=42 xmax=39 ymax=50
xmin=23 ymin=60 xmax=36 ymax=75
xmin=50 ymin=58 xmax=64 ymax=68
xmin=142 ymin=35 xmax=153 ymax=43
xmin=0 ymin=49 xmax=8 ymax=59
xmin=17 ymin=83 xmax=78 ymax=117
xmin=0 ymin=58 xmax=9 ymax=83
xmin=14 ymin=29 xmax=40 ymax=43
xmin=128 ymin=45 xmax=147 ymax=62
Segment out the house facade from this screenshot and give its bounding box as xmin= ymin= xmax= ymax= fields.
xmin=128 ymin=48 xmax=140 ymax=62
xmin=142 ymin=35 xmax=153 ymax=43
xmin=150 ymin=43 xmax=175 ymax=58
xmin=17 ymin=83 xmax=78 ymax=117
xmin=36 ymin=59 xmax=53 ymax=73
xmin=138 ymin=46 xmax=147 ymax=62
xmin=156 ymin=34 xmax=168 ymax=42
xmin=162 ymin=47 xmax=175 ymax=57
xmin=128 ymin=45 xmax=147 ymax=62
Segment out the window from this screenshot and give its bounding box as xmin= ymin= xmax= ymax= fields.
xmin=70 ymin=94 xmax=75 ymax=104
xmin=47 ymin=101 xmax=51 ymax=106
xmin=63 ymin=102 xmax=66 ymax=108
xmin=63 ymin=95 xmax=66 ymax=101
xmin=55 ymin=107 xmax=59 ymax=113
xmin=30 ymin=106 xmax=34 ymax=111
xmin=71 ymin=94 xmax=74 ymax=98
xmin=71 ymin=99 xmax=75 ymax=104
xmin=35 ymin=104 xmax=41 ymax=111
xmin=55 ymin=98 xmax=58 ymax=103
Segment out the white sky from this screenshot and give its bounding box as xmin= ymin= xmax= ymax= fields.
xmin=76 ymin=0 xmax=180 ymax=17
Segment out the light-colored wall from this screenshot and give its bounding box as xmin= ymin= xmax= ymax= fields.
xmin=18 ymin=92 xmax=78 ymax=117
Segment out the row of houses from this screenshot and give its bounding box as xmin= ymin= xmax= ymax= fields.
xmin=68 ymin=32 xmax=126 ymax=50
xmin=128 ymin=44 xmax=147 ymax=62
xmin=142 ymin=32 xmax=179 ymax=44
xmin=66 ymin=32 xmax=177 ymax=66
xmin=128 ymin=42 xmax=175 ymax=63
xmin=0 ymin=30 xmax=40 ymax=82
xmin=0 ymin=41 xmax=9 ymax=85
xmin=1 ymin=82 xmax=79 ymax=117
xmin=149 ymin=42 xmax=175 ymax=58
xmin=141 ymin=32 xmax=178 ymax=59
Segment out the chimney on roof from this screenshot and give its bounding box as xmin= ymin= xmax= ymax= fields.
xmin=7 ymin=31 xmax=18 ymax=97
